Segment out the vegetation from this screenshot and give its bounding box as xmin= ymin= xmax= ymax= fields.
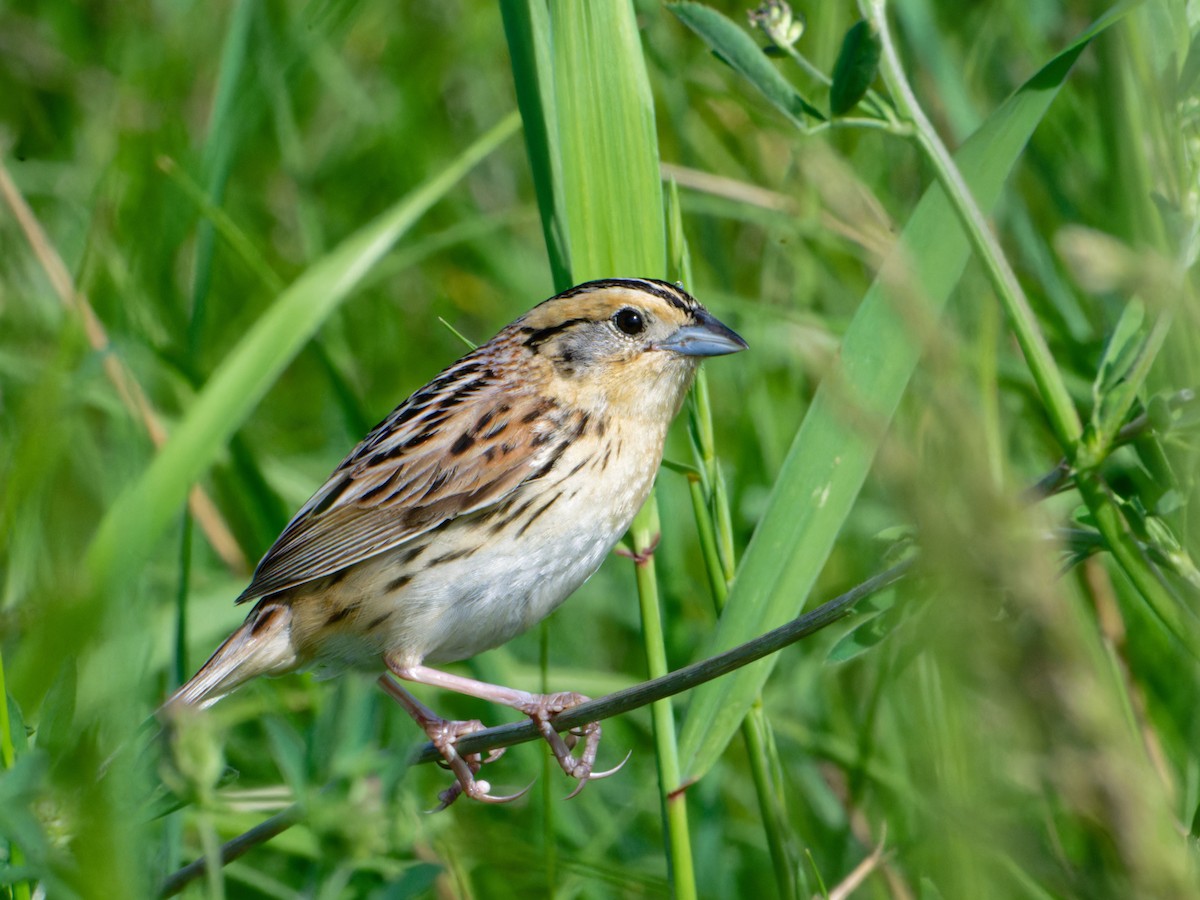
xmin=2 ymin=0 xmax=1197 ymax=897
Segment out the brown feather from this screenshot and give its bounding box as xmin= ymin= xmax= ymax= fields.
xmin=236 ymin=348 xmax=565 ymax=602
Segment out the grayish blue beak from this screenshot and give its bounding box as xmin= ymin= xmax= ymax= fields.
xmin=655 ymin=308 xmax=748 ymax=357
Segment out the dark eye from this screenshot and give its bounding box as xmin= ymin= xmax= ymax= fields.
xmin=613 ymin=307 xmax=646 ymax=336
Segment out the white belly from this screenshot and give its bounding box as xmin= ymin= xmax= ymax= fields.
xmin=296 ymin=422 xmax=662 ymax=671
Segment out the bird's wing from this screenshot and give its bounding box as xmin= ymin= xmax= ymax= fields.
xmin=236 ymin=355 xmax=571 ymax=603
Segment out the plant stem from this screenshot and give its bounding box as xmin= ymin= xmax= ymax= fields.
xmin=774 ymin=39 xmax=896 ymax=125
xmin=159 ymin=804 xmax=304 ymax=897
xmin=866 ymin=0 xmax=1084 ymax=454
xmin=173 ymin=512 xmax=193 ymax=689
xmin=161 ymin=562 xmax=912 ymax=897
xmin=1083 ymin=309 xmax=1175 ymax=466
xmin=1074 ymin=474 xmax=1200 ymax=651
xmin=411 ymin=561 xmax=912 ymax=764
xmin=687 ymin=374 xmax=798 ymax=899
xmin=865 ymin=0 xmax=1200 ymax=655
xmin=0 ymin=651 xmax=31 ymax=900
xmin=630 ymin=498 xmax=698 ymax=900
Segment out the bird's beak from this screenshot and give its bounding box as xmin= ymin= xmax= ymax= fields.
xmin=654 ymin=309 xmax=748 ymax=357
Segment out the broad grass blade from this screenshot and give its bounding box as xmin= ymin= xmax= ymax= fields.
xmin=86 ymin=113 xmax=520 ymax=592
xmin=551 ymin=0 xmax=664 ymax=279
xmin=677 ymin=13 xmax=1132 ymax=785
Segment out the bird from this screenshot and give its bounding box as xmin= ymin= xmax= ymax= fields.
xmin=163 ymin=277 xmax=747 ymax=807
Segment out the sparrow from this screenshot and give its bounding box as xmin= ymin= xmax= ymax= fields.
xmin=163 ymin=277 xmax=747 ymax=807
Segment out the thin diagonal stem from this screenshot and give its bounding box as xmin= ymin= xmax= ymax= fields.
xmin=0 ymin=159 xmax=247 ymax=574
xmin=688 ymin=373 xmax=798 ymax=899
xmin=160 ymin=561 xmax=911 ymax=897
xmin=0 ymin=650 xmax=31 ymax=900
xmin=865 ymin=0 xmax=1083 ymax=454
xmin=411 ymin=560 xmax=911 ymax=765
xmin=158 ymin=439 xmax=1106 ymax=899
xmin=159 ymin=804 xmax=303 ymax=897
xmin=865 ymin=0 xmax=1200 ymax=656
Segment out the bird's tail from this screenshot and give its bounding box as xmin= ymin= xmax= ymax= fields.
xmin=162 ymin=602 xmax=299 ymax=711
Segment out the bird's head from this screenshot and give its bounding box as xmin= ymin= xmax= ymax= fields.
xmin=514 ymin=278 xmax=747 ymax=420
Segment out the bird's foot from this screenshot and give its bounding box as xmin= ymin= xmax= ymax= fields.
xmin=377 ymin=674 xmax=528 ymax=810
xmin=517 ymin=691 xmax=631 ymax=799
xmin=421 ymin=716 xmax=530 ymax=811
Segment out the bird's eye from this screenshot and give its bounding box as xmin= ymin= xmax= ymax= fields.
xmin=613 ymin=307 xmax=646 ymax=336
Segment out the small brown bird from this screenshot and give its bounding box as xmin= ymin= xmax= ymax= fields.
xmin=165 ymin=278 xmax=746 ymax=806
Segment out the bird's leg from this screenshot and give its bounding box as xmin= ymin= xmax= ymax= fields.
xmin=614 ymin=532 xmax=661 ymax=566
xmin=390 ymin=663 xmax=629 ymax=799
xmin=376 ymin=674 xmax=524 ymax=810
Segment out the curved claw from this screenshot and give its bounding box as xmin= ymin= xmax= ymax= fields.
xmin=427 ymin=784 xmax=463 ymax=814
xmin=562 ymin=750 xmax=632 ymax=800
xmin=471 ymin=778 xmax=536 ymax=805
xmin=426 ymin=776 xmax=535 ymax=813
xmin=589 ymin=749 xmax=633 ymax=781
xmin=563 ymin=777 xmax=590 ymax=801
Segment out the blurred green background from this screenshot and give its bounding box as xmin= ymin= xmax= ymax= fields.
xmin=2 ymin=0 xmax=1199 ymax=897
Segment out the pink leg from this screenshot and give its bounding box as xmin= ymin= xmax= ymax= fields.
xmin=377 ymin=675 xmax=526 ymax=810
xmin=386 ymin=661 xmax=629 ymax=801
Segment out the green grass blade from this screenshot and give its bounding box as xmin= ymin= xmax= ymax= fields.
xmin=551 ymin=0 xmax=664 ymax=279
xmin=86 ymin=112 xmax=520 ymax=592
xmin=677 ymin=21 xmax=1114 ymax=785
xmin=500 ymin=0 xmax=572 ymax=290
xmin=545 ymin=1 xmax=692 ymax=894
xmin=189 ymin=0 xmax=256 ymax=356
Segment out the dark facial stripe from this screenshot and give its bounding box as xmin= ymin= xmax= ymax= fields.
xmin=522 ymin=317 xmax=589 ymax=348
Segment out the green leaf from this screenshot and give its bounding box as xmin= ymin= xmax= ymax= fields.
xmin=85 ymin=112 xmax=520 ymax=593
xmin=1090 ymin=298 xmax=1146 ymax=428
xmin=543 ymin=4 xmax=697 ymax=893
xmin=36 ymin=661 xmax=76 ymax=754
xmin=668 ymin=2 xmax=825 ymax=126
xmin=552 ymin=0 xmax=665 ymax=280
xmin=0 ymin=752 xmax=51 ymax=862
xmin=264 ymin=717 xmax=309 ymax=795
xmin=826 ymin=604 xmax=897 ymax=664
xmin=500 ymin=0 xmax=572 ymax=288
xmin=1146 ymin=392 xmax=1175 ymax=433
xmin=1082 ymin=301 xmax=1173 ymax=469
xmin=5 ymin=693 xmax=28 ymax=758
xmin=830 ymin=20 xmax=881 ymax=116
xmin=676 ymin=6 xmax=1133 ymax=786
xmin=1178 ymin=31 xmax=1200 ymax=99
